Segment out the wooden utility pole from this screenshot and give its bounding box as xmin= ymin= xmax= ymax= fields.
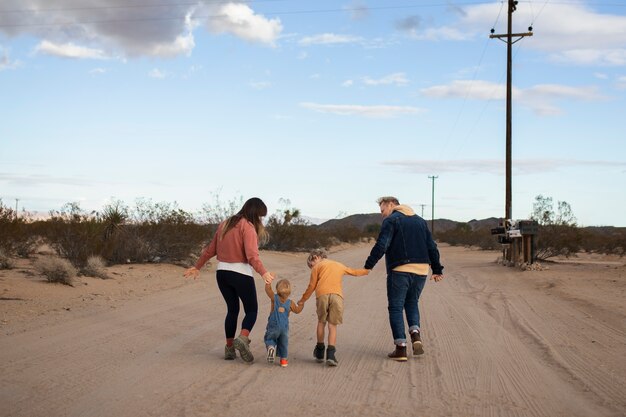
xmin=490 ymin=0 xmax=532 ymax=224
xmin=428 ymin=175 xmax=438 ymax=237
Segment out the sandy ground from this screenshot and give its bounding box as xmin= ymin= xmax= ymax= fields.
xmin=0 ymin=244 xmax=624 ymax=417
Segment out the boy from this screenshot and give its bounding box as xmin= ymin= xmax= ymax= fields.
xmin=298 ymin=249 xmax=369 ymax=366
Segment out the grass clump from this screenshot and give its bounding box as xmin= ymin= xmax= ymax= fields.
xmin=35 ymin=257 xmax=77 ymax=286
xmin=83 ymin=256 xmax=110 ymax=279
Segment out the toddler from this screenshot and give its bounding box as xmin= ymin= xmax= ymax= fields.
xmin=264 ymin=279 xmax=303 ymax=367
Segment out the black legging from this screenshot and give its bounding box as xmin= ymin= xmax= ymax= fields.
xmin=216 ymin=270 xmax=258 ymax=338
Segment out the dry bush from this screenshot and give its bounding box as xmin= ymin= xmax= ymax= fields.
xmin=0 ymin=249 xmax=14 ymax=270
xmin=35 ymin=257 xmax=77 ymax=286
xmin=83 ymin=256 xmax=110 ymax=279
xmin=0 ymin=200 xmax=38 ymax=257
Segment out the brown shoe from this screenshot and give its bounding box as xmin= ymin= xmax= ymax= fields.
xmin=411 ymin=331 xmax=424 ymax=356
xmin=387 ymin=345 xmax=408 ymax=361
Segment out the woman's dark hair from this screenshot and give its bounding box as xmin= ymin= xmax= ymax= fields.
xmin=220 ymin=197 xmax=269 ymax=244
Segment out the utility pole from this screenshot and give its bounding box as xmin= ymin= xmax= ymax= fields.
xmin=420 ymin=204 xmax=426 ymax=218
xmin=428 ymin=176 xmax=438 ymax=237
xmin=490 ymin=0 xmax=532 ymax=224
xmin=15 ymin=198 xmax=19 ymax=220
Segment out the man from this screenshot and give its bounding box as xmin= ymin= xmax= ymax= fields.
xmin=364 ymin=196 xmax=444 ymax=361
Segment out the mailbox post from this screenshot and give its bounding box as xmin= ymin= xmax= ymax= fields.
xmin=492 ymin=219 xmax=539 ymax=265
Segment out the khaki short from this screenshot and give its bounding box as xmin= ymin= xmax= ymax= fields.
xmin=316 ymin=293 xmax=344 ymax=325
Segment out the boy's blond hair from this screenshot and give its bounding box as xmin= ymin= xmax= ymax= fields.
xmin=307 ymin=249 xmax=328 ymax=268
xmin=377 ymin=196 xmax=399 ymax=205
xmin=276 ymin=279 xmax=291 ymax=297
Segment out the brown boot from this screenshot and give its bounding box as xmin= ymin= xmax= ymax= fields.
xmin=387 ymin=345 xmax=407 ymax=361
xmin=411 ymin=331 xmax=424 ymax=356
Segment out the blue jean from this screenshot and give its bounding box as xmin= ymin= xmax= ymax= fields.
xmin=264 ymin=323 xmax=289 ymax=358
xmin=386 ymin=271 xmax=427 ymax=345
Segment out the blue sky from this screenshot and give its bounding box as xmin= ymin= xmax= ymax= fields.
xmin=1 ymin=0 xmax=625 ymax=226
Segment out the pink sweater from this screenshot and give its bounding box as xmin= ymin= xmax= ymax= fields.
xmin=194 ymin=219 xmax=268 ymax=276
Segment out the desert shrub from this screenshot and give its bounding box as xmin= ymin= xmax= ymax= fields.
xmin=0 ymin=249 xmax=14 ymax=269
xmin=44 ymin=203 xmax=106 ymax=268
xmin=265 ymin=220 xmax=332 ymax=252
xmin=329 ymin=226 xmax=363 ymax=244
xmin=83 ymin=256 xmax=110 ymax=279
xmin=533 ymin=224 xmax=582 ymax=260
xmin=35 ymin=257 xmax=77 ymax=286
xmin=437 ymin=224 xmax=499 ymax=250
xmin=0 ymin=200 xmax=38 ymax=257
xmin=124 ymin=199 xmax=211 ymax=263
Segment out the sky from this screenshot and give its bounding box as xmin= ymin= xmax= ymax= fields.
xmin=1 ymin=0 xmax=625 ymax=227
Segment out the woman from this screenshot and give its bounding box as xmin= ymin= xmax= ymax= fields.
xmin=184 ymin=197 xmax=274 ymax=363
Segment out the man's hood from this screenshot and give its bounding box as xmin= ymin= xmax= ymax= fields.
xmin=393 ymin=204 xmax=415 ymax=216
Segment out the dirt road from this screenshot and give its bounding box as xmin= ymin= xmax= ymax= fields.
xmin=1 ymin=244 xmax=624 ymax=417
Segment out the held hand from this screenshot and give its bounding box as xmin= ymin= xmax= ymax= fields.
xmin=431 ymin=274 xmax=443 ymax=282
xmin=262 ymin=272 xmax=275 ymax=284
xmin=184 ymin=267 xmax=200 ymax=280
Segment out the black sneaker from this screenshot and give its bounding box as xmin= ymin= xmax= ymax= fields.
xmin=410 ymin=331 xmax=424 ymax=356
xmin=326 ymin=345 xmax=338 ymax=367
xmin=387 ymin=345 xmax=408 ymax=361
xmin=313 ymin=343 xmax=325 ymax=363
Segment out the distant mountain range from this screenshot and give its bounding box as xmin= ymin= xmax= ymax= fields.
xmin=318 ymin=213 xmax=502 ymax=233
xmin=317 ymin=214 xmax=625 ymax=235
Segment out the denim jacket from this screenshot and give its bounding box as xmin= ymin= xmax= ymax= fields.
xmin=364 ymin=209 xmax=443 ymax=275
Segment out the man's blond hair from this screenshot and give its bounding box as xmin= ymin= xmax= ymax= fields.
xmin=377 ymin=196 xmax=399 ymax=205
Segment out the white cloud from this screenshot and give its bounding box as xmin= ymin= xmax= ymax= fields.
xmin=362 ymin=72 xmax=409 ymax=86
xmin=342 ymin=79 xmax=354 ymax=87
xmin=346 ymin=2 xmax=368 ymax=21
xmin=447 ymin=2 xmax=626 ymax=66
xmin=148 ymin=68 xmax=166 ymax=79
xmin=297 ymin=51 xmax=308 ymax=60
xmin=299 ymin=33 xmax=363 ymax=46
xmin=550 ymin=49 xmax=626 ymax=67
xmin=89 ymin=68 xmax=107 ymax=75
xmin=0 ymin=47 xmax=21 ymax=71
xmin=208 ymin=3 xmax=282 ymax=46
xmin=300 ymin=102 xmax=425 ymax=118
xmin=0 ymin=1 xmax=279 ymax=58
xmin=35 ymin=40 xmax=108 ymax=59
xmin=409 ymin=26 xmax=469 ymax=41
xmin=421 ymin=80 xmax=506 ymax=100
xmin=594 ymin=73 xmax=608 ymax=80
xmin=383 ymin=159 xmax=626 ymax=175
xmin=421 ymin=80 xmax=605 ymax=116
xmin=250 ymin=81 xmax=271 ymax=90
xmin=145 ymin=31 xmax=195 ymax=58
xmin=617 ymin=76 xmax=626 ymax=90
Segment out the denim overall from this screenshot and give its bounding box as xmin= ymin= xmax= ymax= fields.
xmin=264 ymin=295 xmax=291 ymax=358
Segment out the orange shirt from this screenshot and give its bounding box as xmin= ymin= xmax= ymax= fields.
xmin=194 ymin=219 xmax=267 ymax=276
xmin=300 ymin=259 xmax=368 ymax=301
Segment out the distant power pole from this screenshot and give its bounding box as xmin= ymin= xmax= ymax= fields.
xmin=15 ymin=198 xmax=19 ymax=220
xmin=420 ymin=204 xmax=426 ymax=218
xmin=490 ymin=0 xmax=532 ymax=223
xmin=428 ymin=176 xmax=438 ymax=236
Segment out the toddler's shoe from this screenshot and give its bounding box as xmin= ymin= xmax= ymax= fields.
xmin=233 ymin=335 xmax=254 ymax=363
xmin=313 ymin=343 xmax=325 ymax=363
xmin=280 ymin=358 xmax=288 ymax=367
xmin=266 ymin=345 xmax=276 ymax=364
xmin=326 ymin=346 xmax=338 ymax=367
xmin=387 ymin=345 xmax=408 ymax=361
xmin=410 ymin=331 xmax=424 ymax=356
xmin=224 ymin=344 xmax=236 ymax=360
